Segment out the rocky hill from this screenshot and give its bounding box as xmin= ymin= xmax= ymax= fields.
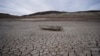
xmin=22 ymin=10 xmax=100 ymax=21
xmin=0 ymin=10 xmax=100 ymax=21
xmin=23 ymin=10 xmax=100 ymax=17
xmin=0 ymin=13 xmax=20 ymax=19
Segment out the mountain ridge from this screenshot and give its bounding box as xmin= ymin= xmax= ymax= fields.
xmin=23 ymin=10 xmax=100 ymax=18
xmin=0 ymin=10 xmax=100 ymax=21
xmin=0 ymin=13 xmax=20 ymax=19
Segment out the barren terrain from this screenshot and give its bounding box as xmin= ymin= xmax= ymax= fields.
xmin=0 ymin=19 xmax=100 ymax=56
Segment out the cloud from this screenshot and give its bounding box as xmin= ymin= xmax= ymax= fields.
xmin=0 ymin=0 xmax=100 ymax=15
xmin=89 ymin=3 xmax=100 ymax=10
xmin=0 ymin=0 xmax=55 ymax=15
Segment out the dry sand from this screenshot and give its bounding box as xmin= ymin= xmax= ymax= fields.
xmin=0 ymin=20 xmax=100 ymax=56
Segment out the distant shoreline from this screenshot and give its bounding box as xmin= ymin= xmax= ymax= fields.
xmin=0 ymin=18 xmax=100 ymax=22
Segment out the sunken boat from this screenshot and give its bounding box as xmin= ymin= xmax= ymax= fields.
xmin=39 ymin=25 xmax=63 ymax=31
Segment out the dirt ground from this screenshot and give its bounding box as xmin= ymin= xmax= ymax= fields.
xmin=0 ymin=20 xmax=100 ymax=56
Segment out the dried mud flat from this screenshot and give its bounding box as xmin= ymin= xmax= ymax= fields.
xmin=0 ymin=20 xmax=100 ymax=56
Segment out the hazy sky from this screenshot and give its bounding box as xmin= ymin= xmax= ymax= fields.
xmin=0 ymin=0 xmax=100 ymax=15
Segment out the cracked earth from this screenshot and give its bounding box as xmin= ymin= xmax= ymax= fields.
xmin=0 ymin=21 xmax=100 ymax=56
